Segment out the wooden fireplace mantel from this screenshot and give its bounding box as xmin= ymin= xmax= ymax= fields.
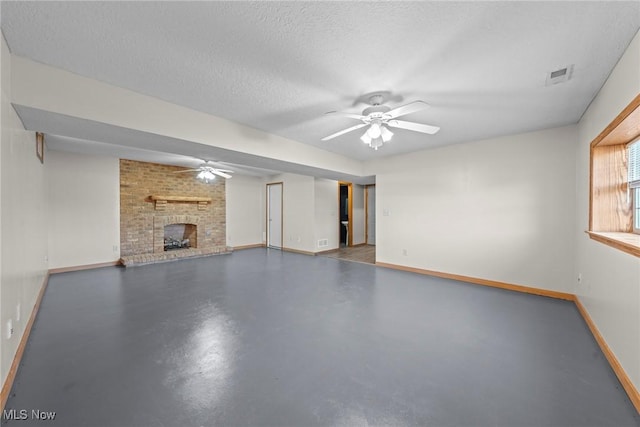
xmin=150 ymin=195 xmax=212 ymax=202
xmin=150 ymin=195 xmax=212 ymax=211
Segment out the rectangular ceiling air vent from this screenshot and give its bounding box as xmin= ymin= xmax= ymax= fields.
xmin=546 ymin=64 xmax=574 ymax=86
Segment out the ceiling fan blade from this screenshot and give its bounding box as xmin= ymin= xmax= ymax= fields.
xmin=387 ymin=120 xmax=440 ymax=135
xmin=386 ymin=101 xmax=430 ymax=119
xmin=173 ymin=169 xmax=200 ymax=173
xmin=321 ymin=123 xmax=368 ymax=141
xmin=211 ymin=169 xmax=232 ymax=179
xmin=325 ymin=111 xmax=367 ymax=121
xmin=214 ymin=169 xmax=235 ymax=173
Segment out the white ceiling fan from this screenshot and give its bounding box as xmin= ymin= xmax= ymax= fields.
xmin=322 ymin=93 xmax=440 ymax=150
xmin=173 ymin=160 xmax=234 ymax=183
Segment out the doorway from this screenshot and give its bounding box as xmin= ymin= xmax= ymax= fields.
xmin=365 ymin=185 xmax=376 ymax=245
xmin=338 ymin=182 xmax=353 ymax=247
xmin=266 ymin=182 xmax=283 ymax=249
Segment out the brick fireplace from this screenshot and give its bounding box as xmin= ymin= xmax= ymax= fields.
xmin=119 ymin=160 xmax=231 ymax=266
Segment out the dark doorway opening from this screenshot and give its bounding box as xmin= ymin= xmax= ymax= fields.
xmin=338 ymin=182 xmax=352 ymax=247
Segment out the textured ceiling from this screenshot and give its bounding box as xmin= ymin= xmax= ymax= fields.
xmin=2 ymin=1 xmax=640 ymax=165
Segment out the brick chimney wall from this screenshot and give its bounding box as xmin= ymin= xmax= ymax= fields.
xmin=120 ymin=159 xmax=226 ymax=256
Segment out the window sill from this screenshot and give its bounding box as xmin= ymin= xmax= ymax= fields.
xmin=586 ymin=231 xmax=640 ymax=258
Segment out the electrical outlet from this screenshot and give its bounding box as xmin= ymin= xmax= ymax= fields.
xmin=297 ymin=236 xmax=301 ymax=242
xmin=6 ymin=319 xmax=13 ymax=339
xmin=402 ymin=249 xmax=408 ymax=256
xmin=113 ymin=245 xmax=119 ymax=252
xmin=577 ymin=273 xmax=582 ymax=284
xmin=44 ymin=255 xmax=48 ymax=263
xmin=383 ymin=209 xmax=391 ymax=216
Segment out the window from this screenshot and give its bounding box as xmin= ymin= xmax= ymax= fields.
xmin=588 ymin=94 xmax=640 ymax=257
xmin=630 ymin=139 xmax=640 ymax=233
xmin=634 ymin=187 xmax=640 ymax=233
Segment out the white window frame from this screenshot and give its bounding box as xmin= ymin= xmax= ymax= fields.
xmin=628 ymin=138 xmax=640 ymax=234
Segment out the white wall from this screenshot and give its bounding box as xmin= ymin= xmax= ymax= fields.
xmin=314 ymin=178 xmax=339 ymax=251
xmin=352 ymin=184 xmax=365 ymax=245
xmin=0 ymin=35 xmax=48 ymax=386
xmin=268 ymin=173 xmax=316 ymax=252
xmin=370 ymin=125 xmax=577 ymax=293
xmin=575 ymin=29 xmax=640 ymax=390
xmin=46 ymin=150 xmax=120 ymax=269
xmin=226 ymin=174 xmax=264 ymax=247
xmin=261 ymin=174 xmax=341 ymax=253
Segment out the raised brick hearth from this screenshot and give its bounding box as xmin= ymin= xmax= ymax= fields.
xmin=119 ymin=160 xmax=231 ymax=266
xmin=120 ymin=247 xmax=232 ymax=267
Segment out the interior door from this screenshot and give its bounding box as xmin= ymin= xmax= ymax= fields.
xmin=366 ymin=185 xmax=376 ymax=245
xmin=267 ymin=183 xmax=283 ymax=249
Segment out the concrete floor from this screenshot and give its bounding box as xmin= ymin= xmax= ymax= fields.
xmin=3 ymin=248 xmax=639 ymax=426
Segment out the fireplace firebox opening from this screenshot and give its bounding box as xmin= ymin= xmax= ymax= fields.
xmin=164 ymin=223 xmax=197 ymax=251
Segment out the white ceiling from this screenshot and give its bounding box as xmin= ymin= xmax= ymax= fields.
xmin=2 ymin=1 xmax=640 ymax=173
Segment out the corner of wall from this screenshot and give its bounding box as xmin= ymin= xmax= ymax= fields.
xmin=574 ymin=28 xmax=640 ymax=396
xmin=1 ymin=34 xmax=49 ymax=398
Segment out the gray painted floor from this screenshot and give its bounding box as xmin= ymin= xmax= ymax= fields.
xmin=3 ymin=248 xmax=639 ymax=426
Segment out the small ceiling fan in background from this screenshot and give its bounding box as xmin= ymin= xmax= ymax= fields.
xmin=173 ymin=160 xmax=234 ymax=183
xmin=322 ymin=93 xmax=440 ymax=150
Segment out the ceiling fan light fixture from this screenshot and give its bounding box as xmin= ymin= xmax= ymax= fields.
xmin=322 ymin=96 xmax=437 ymax=150
xmin=174 ymin=160 xmax=233 ymax=180
xmin=380 ymin=126 xmax=393 ymax=143
xmin=371 ymin=138 xmax=383 ymax=150
xmin=197 ymin=169 xmax=216 ymax=183
xmin=367 ymin=123 xmax=382 ymax=139
xmin=361 ymin=128 xmax=389 ymax=150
